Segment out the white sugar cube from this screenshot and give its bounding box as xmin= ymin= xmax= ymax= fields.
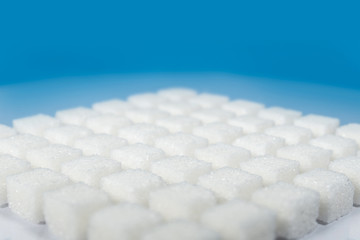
xmin=74 ymin=134 xmax=127 ymax=157
xmin=26 ymin=144 xmax=82 ymax=171
xmin=329 ymin=157 xmax=360 ymax=205
xmin=0 ymin=155 xmax=31 ymax=206
xmin=44 ymin=183 xmax=110 ymax=240
xmin=13 ymin=114 xmax=60 ymax=136
xmin=151 ymin=156 xmax=211 ymax=184
xmin=194 ymin=144 xmax=250 ymax=169
xmin=189 ymin=93 xmax=229 ymax=108
xmin=118 ymin=123 xmax=169 ymax=145
xmin=88 ymin=203 xmax=162 ymax=240
xmin=128 ymin=93 xmax=167 ymax=109
xmin=158 ymin=102 xmax=200 ymax=115
xmin=277 ymin=144 xmax=331 ymax=172
xmin=239 ymin=156 xmax=299 ymax=185
xmin=0 ymin=134 xmax=49 ymax=158
xmin=61 ymin=156 xmax=122 ymax=187
xmin=258 ymin=107 xmax=302 ymax=125
xmin=149 ymin=183 xmax=216 ymax=221
xmin=265 ymin=125 xmax=312 ymax=145
xmin=294 ymin=169 xmax=354 ymax=223
xmin=233 ymin=133 xmax=285 ymax=156
xmin=155 ymin=116 xmax=202 ymax=133
xmin=193 ymin=123 xmax=243 ymax=144
xmin=154 ymin=133 xmax=208 ymax=156
xmin=101 ymin=169 xmax=165 ymax=204
xmin=125 ymin=109 xmax=170 ymax=123
xmin=143 ymin=220 xmax=220 ymax=240
xmin=157 ymin=88 xmax=197 ymax=101
xmin=222 ymin=99 xmax=265 ymax=116
xmin=294 ymin=114 xmax=340 ymax=137
xmin=0 ymin=124 xmax=16 ymax=138
xmin=336 ymin=123 xmax=360 ymax=147
xmin=201 ymin=200 xmax=276 ymax=240
xmin=190 ymin=109 xmax=235 ymax=124
xmin=310 ymin=135 xmax=358 ymax=159
xmin=56 ymin=107 xmax=99 ymax=126
xmin=7 ymin=169 xmax=70 ymax=223
xmin=111 ymin=144 xmax=165 ymax=170
xmin=44 ymin=125 xmax=93 ymax=146
xmin=252 ymin=182 xmax=320 ymax=239
xmin=228 ymin=116 xmax=274 ymax=134
xmin=197 ymin=168 xmax=263 ymax=201
xmin=85 ymin=114 xmax=132 ymax=135
xmin=92 ymin=99 xmax=135 ymax=115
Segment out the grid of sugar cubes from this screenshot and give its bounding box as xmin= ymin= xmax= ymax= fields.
xmin=0 ymin=87 xmax=359 ymax=240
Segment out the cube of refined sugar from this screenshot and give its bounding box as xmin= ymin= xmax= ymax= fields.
xmin=101 ymin=169 xmax=165 ymax=204
xmin=74 ymin=134 xmax=127 ymax=157
xmin=233 ymin=133 xmax=285 ymax=156
xmin=125 ymin=109 xmax=170 ymax=123
xmin=85 ymin=114 xmax=132 ymax=135
xmin=155 ymin=116 xmax=202 ymax=133
xmin=0 ymin=154 xmax=31 ymax=205
xmin=56 ymin=107 xmax=99 ymax=126
xmin=277 ymin=144 xmax=331 ymax=172
xmin=88 ymin=203 xmax=162 ymax=240
xmin=239 ymin=156 xmax=300 ymax=185
xmin=265 ymin=125 xmax=313 ymax=145
xmin=128 ymin=93 xmax=167 ymax=109
xmin=43 ymin=125 xmax=93 ymax=146
xmin=252 ymin=182 xmax=320 ymax=239
xmin=190 ymin=109 xmax=235 ymax=124
xmin=197 ymin=168 xmax=263 ymax=201
xmin=118 ymin=123 xmax=169 ymax=145
xmin=194 ymin=144 xmax=250 ymax=169
xmin=0 ymin=124 xmax=16 ymax=138
xmin=157 ymin=88 xmax=197 ymax=101
xmin=151 ymin=156 xmax=211 ymax=184
xmin=189 ymin=93 xmax=229 ymax=108
xmin=13 ymin=114 xmax=60 ymax=136
xmin=0 ymin=134 xmax=49 ymax=158
xmin=26 ymin=144 xmax=82 ymax=171
xmin=310 ymin=135 xmax=358 ymax=159
xmin=222 ymin=99 xmax=265 ymax=116
xmin=44 ymin=183 xmax=110 ymax=240
xmin=154 ymin=133 xmax=208 ymax=156
xmin=7 ymin=169 xmax=70 ymax=223
xmin=158 ymin=102 xmax=200 ymax=115
xmin=92 ymin=99 xmax=135 ymax=115
xmin=294 ymin=169 xmax=354 ymax=223
xmin=111 ymin=144 xmax=165 ymax=170
xmin=228 ymin=116 xmax=274 ymax=134
xmin=193 ymin=123 xmax=243 ymax=144
xmin=201 ymin=200 xmax=276 ymax=240
xmin=62 ymin=156 xmax=122 ymax=187
xmin=329 ymin=157 xmax=360 ymax=205
xmin=258 ymin=107 xmax=302 ymax=125
xmin=143 ymin=220 xmax=220 ymax=240
xmin=336 ymin=123 xmax=360 ymax=147
xmin=149 ymin=183 xmax=216 ymax=220
xmin=294 ymin=114 xmax=340 ymax=137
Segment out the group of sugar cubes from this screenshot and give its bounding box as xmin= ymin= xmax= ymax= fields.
xmin=0 ymin=87 xmax=357 ymax=240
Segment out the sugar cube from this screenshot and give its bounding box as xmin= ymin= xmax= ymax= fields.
xmin=192 ymin=123 xmax=243 ymax=144
xmin=44 ymin=125 xmax=93 ymax=146
xmin=157 ymin=88 xmax=197 ymax=101
xmin=13 ymin=114 xmax=60 ymax=136
xmin=294 ymin=114 xmax=340 ymax=137
xmin=0 ymin=124 xmax=16 ymax=138
xmin=7 ymin=168 xmax=70 ymax=223
xmin=190 ymin=109 xmax=235 ymax=124
xmin=151 ymin=156 xmax=211 ymax=184
xmin=56 ymin=107 xmax=99 ymax=126
xmin=252 ymin=182 xmax=320 ymax=239
xmin=265 ymin=125 xmax=313 ymax=145
xmin=92 ymin=99 xmax=135 ymax=115
xmin=222 ymin=99 xmax=264 ymax=116
xmin=44 ymin=183 xmax=110 ymax=240
xmin=189 ymin=93 xmax=229 ymax=108
xmin=118 ymin=123 xmax=169 ymax=145
xmin=258 ymin=107 xmax=302 ymax=125
xmin=128 ymin=93 xmax=167 ymax=109
xmin=310 ymin=135 xmax=358 ymax=159
xmin=228 ymin=116 xmax=274 ymax=134
xmin=125 ymin=109 xmax=170 ymax=123
xmin=85 ymin=114 xmax=132 ymax=135
xmin=155 ymin=116 xmax=202 ymax=133
xmin=336 ymin=123 xmax=360 ymax=147
xmin=158 ymin=102 xmax=200 ymax=115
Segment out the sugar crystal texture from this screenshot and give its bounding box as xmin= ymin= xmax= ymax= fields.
xmin=189 ymin=93 xmax=229 ymax=108
xmin=158 ymin=102 xmax=200 ymax=115
xmin=44 ymin=125 xmax=93 ymax=146
xmin=310 ymin=135 xmax=358 ymax=159
xmin=125 ymin=109 xmax=170 ymax=123
xmin=294 ymin=114 xmax=340 ymax=137
xmin=228 ymin=116 xmax=274 ymax=134
xmin=118 ymin=123 xmax=169 ymax=145
xmin=128 ymin=93 xmax=167 ymax=109
xmin=85 ymin=114 xmax=132 ymax=135
xmin=258 ymin=107 xmax=302 ymax=125
xmin=155 ymin=116 xmax=202 ymax=133
xmin=0 ymin=124 xmax=16 ymax=138
xmin=56 ymin=107 xmax=99 ymax=126
xmin=190 ymin=109 xmax=235 ymax=124
xmin=157 ymin=88 xmax=197 ymax=101
xmin=336 ymin=123 xmax=360 ymax=147
xmin=192 ymin=123 xmax=243 ymax=144
xmin=92 ymin=99 xmax=135 ymax=115
xmin=222 ymin=99 xmax=264 ymax=116
xmin=13 ymin=114 xmax=60 ymax=136
xmin=265 ymin=125 xmax=313 ymax=145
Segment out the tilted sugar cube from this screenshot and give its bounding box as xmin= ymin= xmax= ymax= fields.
xmin=228 ymin=116 xmax=274 ymax=134
xmin=111 ymin=144 xmax=165 ymax=170
xmin=118 ymin=123 xmax=169 ymax=145
xmin=336 ymin=123 xmax=360 ymax=147
xmin=265 ymin=125 xmax=313 ymax=145
xmin=157 ymin=88 xmax=197 ymax=101
xmin=13 ymin=114 xmax=60 ymax=136
xmin=88 ymin=203 xmax=162 ymax=240
xmin=101 ymin=169 xmax=165 ymax=205
xmin=258 ymin=107 xmax=302 ymax=125
xmin=294 ymin=114 xmax=340 ymax=137
xmin=294 ymin=169 xmax=354 ymax=223
xmin=85 ymin=114 xmax=132 ymax=135
xmin=125 ymin=109 xmax=170 ymax=123
xmin=252 ymin=182 xmax=320 ymax=239
xmin=44 ymin=183 xmax=110 ymax=240
xmin=201 ymin=200 xmax=276 ymax=240
xmin=310 ymin=135 xmax=358 ymax=159
xmin=158 ymin=102 xmax=200 ymax=115
xmin=92 ymin=99 xmax=135 ymax=115
xmin=7 ymin=169 xmax=70 ymax=223
xmin=197 ymin=168 xmax=263 ymax=201
xmin=128 ymin=93 xmax=167 ymax=109
xmin=239 ymin=156 xmax=300 ymax=185
xmin=222 ymin=99 xmax=265 ymax=116
xmin=194 ymin=144 xmax=250 ymax=169
xmin=149 ymin=183 xmax=216 ymax=221
xmin=43 ymin=125 xmax=93 ymax=146
xmin=193 ymin=123 xmax=242 ymax=144
xmin=0 ymin=124 xmax=16 ymax=138
xmin=61 ymin=156 xmax=122 ymax=188
xmin=155 ymin=116 xmax=202 ymax=133
xmin=56 ymin=107 xmax=99 ymax=126
xmin=189 ymin=93 xmax=229 ymax=108
xmin=190 ymin=109 xmax=235 ymax=124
